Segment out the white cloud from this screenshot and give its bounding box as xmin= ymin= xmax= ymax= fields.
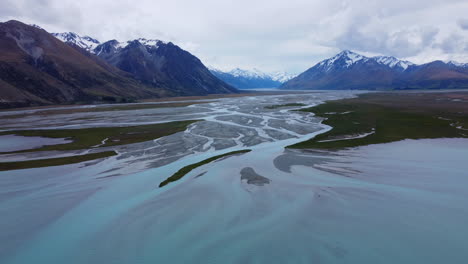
xmin=458 ymin=19 xmax=468 ymax=30
xmin=1 ymin=0 xmax=468 ymax=73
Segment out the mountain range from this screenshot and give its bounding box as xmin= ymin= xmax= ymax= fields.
xmin=281 ymin=50 xmax=468 ymax=90
xmin=0 ymin=20 xmax=168 ymax=108
xmin=2 ymin=20 xmax=468 ymax=108
xmin=209 ymin=68 xmax=295 ymax=89
xmin=53 ymin=32 xmax=236 ymax=96
xmin=0 ymin=20 xmax=236 ymax=108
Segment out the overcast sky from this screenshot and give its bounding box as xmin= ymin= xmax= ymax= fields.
xmin=2 ymin=0 xmax=468 ymax=73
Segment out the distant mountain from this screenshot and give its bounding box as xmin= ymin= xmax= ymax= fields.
xmin=0 ymin=20 xmax=170 ymax=108
xmin=210 ymin=68 xmax=295 ymax=89
xmin=54 ymin=33 xmax=236 ymax=96
xmin=281 ymin=50 xmax=468 ymax=90
xmin=270 ymin=71 xmax=296 ymax=83
xmin=447 ymin=61 xmax=468 ymax=68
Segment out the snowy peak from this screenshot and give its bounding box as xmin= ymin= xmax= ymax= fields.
xmin=373 ymin=56 xmax=414 ymax=70
xmin=215 ymin=68 xmax=296 ymax=83
xmin=53 ymin=33 xmax=167 ymax=54
xmin=317 ymin=50 xmax=415 ymax=72
xmin=337 ymin=50 xmax=366 ymax=64
xmin=52 ymin=32 xmax=100 ymax=51
xmin=135 ymin=38 xmax=167 ymax=48
xmin=111 ymin=38 xmax=167 ymax=50
xmin=93 ymin=38 xmax=168 ymax=54
xmin=270 ymin=71 xmax=296 ymax=82
xmin=209 ymin=67 xmax=296 ymax=89
xmin=447 ymin=61 xmax=468 ymax=68
xmin=374 ymin=56 xmax=401 ymax=67
xmin=92 ymin=40 xmax=120 ymax=56
xmin=229 ymin=68 xmax=269 ymax=79
xmin=318 ymin=50 xmax=367 ymax=71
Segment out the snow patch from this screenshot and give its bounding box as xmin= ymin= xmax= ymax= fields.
xmin=52 ymin=32 xmax=100 ymax=51
xmin=373 ymin=56 xmax=414 ymax=70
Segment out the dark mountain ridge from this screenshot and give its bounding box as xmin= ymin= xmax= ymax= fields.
xmin=0 ymin=21 xmax=236 ymax=108
xmin=0 ymin=20 xmax=172 ymax=108
xmin=93 ymin=39 xmax=236 ymax=95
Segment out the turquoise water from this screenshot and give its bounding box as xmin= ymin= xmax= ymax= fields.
xmin=0 ymin=92 xmax=467 ymax=263
xmin=1 ymin=138 xmax=467 ymax=263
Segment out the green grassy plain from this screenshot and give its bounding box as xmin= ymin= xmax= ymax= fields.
xmin=1 ymin=120 xmax=200 ymax=154
xmin=0 ymin=102 xmax=211 ymax=120
xmin=289 ymin=92 xmax=468 ymax=149
xmin=0 ymin=151 xmax=117 ymax=171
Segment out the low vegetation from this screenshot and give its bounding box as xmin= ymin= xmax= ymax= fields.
xmin=0 ymin=102 xmax=211 ymax=119
xmin=265 ymin=103 xmax=306 ymax=109
xmin=0 ymin=120 xmax=200 ymax=154
xmin=0 ymin=151 xmax=117 ymax=171
xmin=289 ymin=92 xmax=468 ymax=149
xmin=159 ymin=149 xmax=251 ymax=187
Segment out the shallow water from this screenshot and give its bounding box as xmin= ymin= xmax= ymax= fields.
xmin=0 ymin=91 xmax=467 ymax=263
xmin=0 ymin=135 xmax=71 ymax=152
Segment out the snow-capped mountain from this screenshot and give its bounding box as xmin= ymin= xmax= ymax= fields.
xmin=52 ymin=32 xmax=100 ymax=51
xmin=1 ymin=20 xmax=173 ymax=107
xmin=229 ymin=68 xmax=270 ymax=79
xmin=281 ymin=50 xmax=468 ymax=90
xmin=210 ymin=68 xmax=296 ymax=89
xmin=52 ymin=31 xmax=290 ymax=90
xmin=316 ymin=50 xmax=414 ymax=72
xmin=51 ymin=32 xmax=235 ymax=95
xmin=94 ymin=38 xmax=167 ymax=54
xmin=447 ymin=61 xmax=468 ymax=68
xmin=91 ymin=38 xmax=235 ymax=95
xmin=270 ymin=71 xmax=296 ymax=82
xmin=54 ymin=31 xmax=171 ymax=53
xmin=54 ymin=32 xmax=169 ymax=56
xmin=92 ymin=38 xmax=167 ymax=57
xmin=373 ymin=56 xmax=414 ymax=71
xmin=317 ymin=50 xmax=366 ymax=72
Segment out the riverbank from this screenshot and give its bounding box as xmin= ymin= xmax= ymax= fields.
xmin=0 ymin=90 xmax=299 ymax=113
xmin=289 ymin=91 xmax=468 ymax=149
xmin=0 ymin=120 xmax=199 ymax=170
